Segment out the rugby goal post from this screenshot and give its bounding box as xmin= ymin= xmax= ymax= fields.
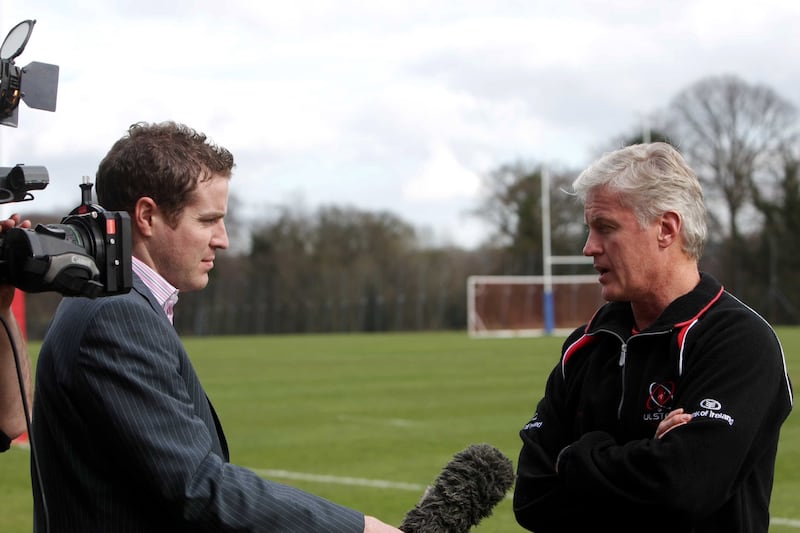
xmin=467 ymin=167 xmax=606 ymax=337
xmin=466 ymin=274 xmax=604 ymax=337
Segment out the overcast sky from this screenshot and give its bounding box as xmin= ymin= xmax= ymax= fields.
xmin=1 ymin=0 xmax=798 ymax=248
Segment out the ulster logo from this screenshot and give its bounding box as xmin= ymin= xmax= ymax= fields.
xmin=646 ymin=381 xmax=675 ymax=411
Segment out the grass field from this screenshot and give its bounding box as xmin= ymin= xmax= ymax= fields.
xmin=1 ymin=329 xmax=798 ymax=532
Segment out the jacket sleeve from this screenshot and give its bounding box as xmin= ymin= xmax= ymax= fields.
xmin=513 ymin=331 xmax=595 ymax=532
xmin=75 ymin=297 xmax=365 ymax=532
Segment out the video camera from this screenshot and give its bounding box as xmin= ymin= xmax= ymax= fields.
xmin=0 ymin=20 xmax=132 ymax=298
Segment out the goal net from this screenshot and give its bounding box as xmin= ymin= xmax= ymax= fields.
xmin=467 ymin=275 xmax=605 ymax=337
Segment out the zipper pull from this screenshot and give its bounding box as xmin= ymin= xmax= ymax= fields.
xmin=619 ymin=343 xmax=627 ymax=366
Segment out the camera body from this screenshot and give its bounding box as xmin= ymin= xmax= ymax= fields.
xmin=0 ymin=202 xmax=132 ymax=298
xmin=0 ymin=173 xmax=132 ymax=297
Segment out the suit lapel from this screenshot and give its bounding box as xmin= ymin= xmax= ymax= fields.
xmin=132 ymin=272 xmax=230 ymax=459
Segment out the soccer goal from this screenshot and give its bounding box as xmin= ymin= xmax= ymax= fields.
xmin=467 ymin=274 xmax=604 ymax=338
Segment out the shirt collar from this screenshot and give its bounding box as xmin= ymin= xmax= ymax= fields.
xmin=132 ymin=256 xmax=179 ymax=324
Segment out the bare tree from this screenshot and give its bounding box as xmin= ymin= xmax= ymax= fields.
xmin=669 ymin=75 xmax=797 ymax=236
xmin=749 ymin=144 xmax=800 ymax=323
xmin=667 ymin=74 xmax=798 ymax=292
xmin=472 ymin=161 xmax=584 ymax=275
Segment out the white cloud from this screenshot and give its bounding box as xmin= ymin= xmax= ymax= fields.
xmin=403 ymin=144 xmax=480 ymax=201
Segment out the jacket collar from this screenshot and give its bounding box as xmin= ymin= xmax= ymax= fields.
xmin=131 ymin=272 xmax=169 ymax=320
xmin=586 ymin=272 xmax=724 ymax=336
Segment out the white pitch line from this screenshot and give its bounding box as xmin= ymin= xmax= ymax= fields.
xmin=772 ymin=518 xmax=800 ymax=528
xmin=252 ymin=467 xmax=800 ymax=527
xmin=251 ymin=468 xmax=426 ymax=492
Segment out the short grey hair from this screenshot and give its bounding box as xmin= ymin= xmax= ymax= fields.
xmin=572 ymin=142 xmax=707 ymax=260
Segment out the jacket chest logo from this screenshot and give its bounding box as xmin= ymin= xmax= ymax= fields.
xmin=646 ymin=381 xmax=675 ymax=410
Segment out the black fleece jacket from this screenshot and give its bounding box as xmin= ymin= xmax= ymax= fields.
xmin=514 ymin=273 xmax=793 ymax=533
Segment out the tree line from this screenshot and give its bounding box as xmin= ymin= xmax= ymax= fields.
xmin=22 ymin=73 xmax=800 ymax=338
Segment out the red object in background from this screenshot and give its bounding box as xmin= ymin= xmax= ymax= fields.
xmin=12 ymin=431 xmax=28 ymax=447
xmin=10 ymin=288 xmax=28 ymax=447
xmin=11 ymin=288 xmax=26 ymax=339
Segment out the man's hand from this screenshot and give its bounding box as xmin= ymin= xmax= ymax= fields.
xmin=0 ymin=213 xmax=31 ymax=232
xmin=655 ymin=408 xmax=692 ymax=439
xmin=0 ymin=213 xmax=32 ymax=442
xmin=0 ymin=214 xmax=31 ymax=309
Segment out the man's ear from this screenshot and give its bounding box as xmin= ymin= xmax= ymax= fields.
xmin=658 ymin=211 xmax=682 ymax=249
xmin=133 ymin=197 xmax=158 ymax=237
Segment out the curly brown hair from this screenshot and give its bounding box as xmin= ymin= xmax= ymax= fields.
xmin=96 ymin=121 xmax=235 ymax=225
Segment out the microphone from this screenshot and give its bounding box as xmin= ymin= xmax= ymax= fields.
xmin=399 ymin=443 xmax=515 ymax=533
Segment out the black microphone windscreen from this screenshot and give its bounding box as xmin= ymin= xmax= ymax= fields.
xmin=399 ymin=443 xmax=515 ymax=533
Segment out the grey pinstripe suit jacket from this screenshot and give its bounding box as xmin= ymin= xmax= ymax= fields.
xmin=31 ymin=274 xmax=364 ymax=532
